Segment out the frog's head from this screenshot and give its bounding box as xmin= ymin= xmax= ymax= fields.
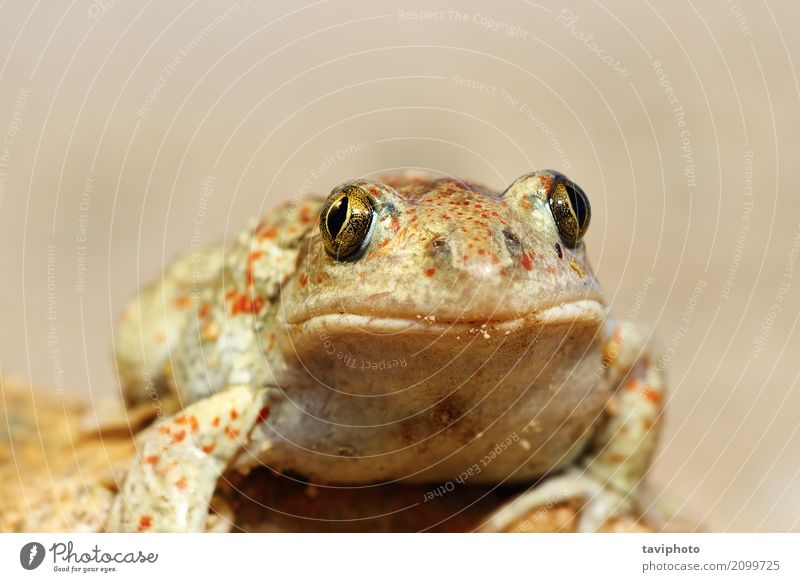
xmin=278 ymin=171 xmax=606 ymax=396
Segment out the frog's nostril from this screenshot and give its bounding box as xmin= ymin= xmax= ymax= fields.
xmin=502 ymin=230 xmax=523 ymax=256
xmin=430 ymin=238 xmax=450 ymax=255
xmin=427 ymin=237 xmax=453 ymax=273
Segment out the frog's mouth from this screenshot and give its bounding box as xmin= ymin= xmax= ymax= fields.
xmin=283 ymin=298 xmax=606 ymax=336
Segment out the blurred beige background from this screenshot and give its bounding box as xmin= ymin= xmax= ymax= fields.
xmin=0 ymin=0 xmax=798 ymax=531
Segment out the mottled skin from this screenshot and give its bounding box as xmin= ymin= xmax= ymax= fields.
xmin=111 ymin=171 xmax=665 ymax=532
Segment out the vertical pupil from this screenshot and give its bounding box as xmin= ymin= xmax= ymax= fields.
xmin=564 ymin=182 xmax=589 ymax=230
xmin=326 ymin=195 xmax=349 ymax=238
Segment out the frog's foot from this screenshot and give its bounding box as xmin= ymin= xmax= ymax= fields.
xmin=108 ymin=384 xmax=269 ymax=532
xmin=478 ymin=469 xmax=635 ymax=533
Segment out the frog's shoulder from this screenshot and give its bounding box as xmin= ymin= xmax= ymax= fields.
xmin=170 ymin=195 xmax=326 ymax=402
xmin=225 ymin=195 xmax=324 ymax=301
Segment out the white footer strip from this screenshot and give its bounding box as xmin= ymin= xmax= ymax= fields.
xmin=1 ymin=533 xmax=798 ymax=581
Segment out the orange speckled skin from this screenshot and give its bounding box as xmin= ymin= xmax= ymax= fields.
xmin=284 ymin=173 xmax=602 ymax=326
xmin=111 ymin=171 xmax=666 ymax=531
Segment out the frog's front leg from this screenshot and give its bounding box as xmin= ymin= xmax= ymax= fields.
xmin=481 ymin=320 xmax=665 ymax=532
xmin=108 ymin=385 xmax=269 ymax=532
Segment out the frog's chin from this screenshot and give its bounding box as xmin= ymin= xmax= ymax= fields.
xmin=283 ymin=298 xmax=607 ymax=336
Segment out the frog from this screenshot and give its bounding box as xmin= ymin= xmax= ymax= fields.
xmin=109 ymin=170 xmax=666 ymax=532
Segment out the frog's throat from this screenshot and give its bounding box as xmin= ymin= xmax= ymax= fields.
xmin=283 ymin=298 xmax=606 ymax=334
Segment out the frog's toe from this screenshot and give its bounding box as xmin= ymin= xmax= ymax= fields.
xmin=478 ymin=469 xmax=639 ymax=533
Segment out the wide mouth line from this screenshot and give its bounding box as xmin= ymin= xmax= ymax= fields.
xmin=283 ymin=298 xmax=606 ymax=330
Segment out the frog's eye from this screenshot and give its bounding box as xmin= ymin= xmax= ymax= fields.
xmin=319 ymin=185 xmax=375 ymax=260
xmin=547 ymin=176 xmax=591 ymax=249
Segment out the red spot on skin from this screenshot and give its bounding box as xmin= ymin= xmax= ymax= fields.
xmin=145 ymin=455 xmax=159 ymax=465
xmin=224 ymin=426 xmax=240 ymax=440
xmin=197 ymin=303 xmax=211 ymax=318
xmin=643 ymin=386 xmax=662 ymax=405
xmin=378 ymin=239 xmax=390 ymax=249
xmin=257 ymin=406 xmax=271 ymax=423
xmin=212 ymin=416 xmax=221 ymax=427
xmin=260 ymin=227 xmax=278 ymax=240
xmin=175 ymin=478 xmax=188 ymax=493
xmin=252 ymin=297 xmax=264 ymax=314
xmin=174 ymin=295 xmax=191 ymax=308
xmin=229 ymin=292 xmax=265 ymax=316
xmin=624 ymin=379 xmax=641 ymax=392
xmin=138 ymin=516 xmax=152 ymax=531
xmin=230 ymin=409 xmax=239 ymax=420
xmin=159 ymin=425 xmax=171 ymax=435
xmin=390 ymin=217 xmax=401 ymax=233
xmin=477 ymin=249 xmax=486 ymax=255
xmin=425 ymin=268 xmax=436 ymax=277
xmin=644 ymin=420 xmax=654 ymax=430
xmin=172 ymin=430 xmax=186 ymax=443
xmin=202 ymin=443 xmax=216 ymax=454
xmin=299 ymin=273 xmax=308 ymax=287
xmin=300 ymin=205 xmax=314 ymax=224
xmin=225 ymin=288 xmax=237 ymax=300
xmin=189 ymin=415 xmax=199 ymax=433
xmin=521 ymin=251 xmax=535 ymax=271
xmin=245 ymin=250 xmax=265 ymax=286
xmin=442 ymin=215 xmax=451 ymax=220
xmin=609 ymin=454 xmax=627 ymax=464
xmin=174 ymin=415 xmax=187 ymax=425
xmin=474 ymin=203 xmax=482 ymax=209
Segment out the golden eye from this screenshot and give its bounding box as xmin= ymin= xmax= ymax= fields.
xmin=547 ymin=176 xmax=591 ymax=249
xmin=319 ymin=185 xmax=375 ymax=260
